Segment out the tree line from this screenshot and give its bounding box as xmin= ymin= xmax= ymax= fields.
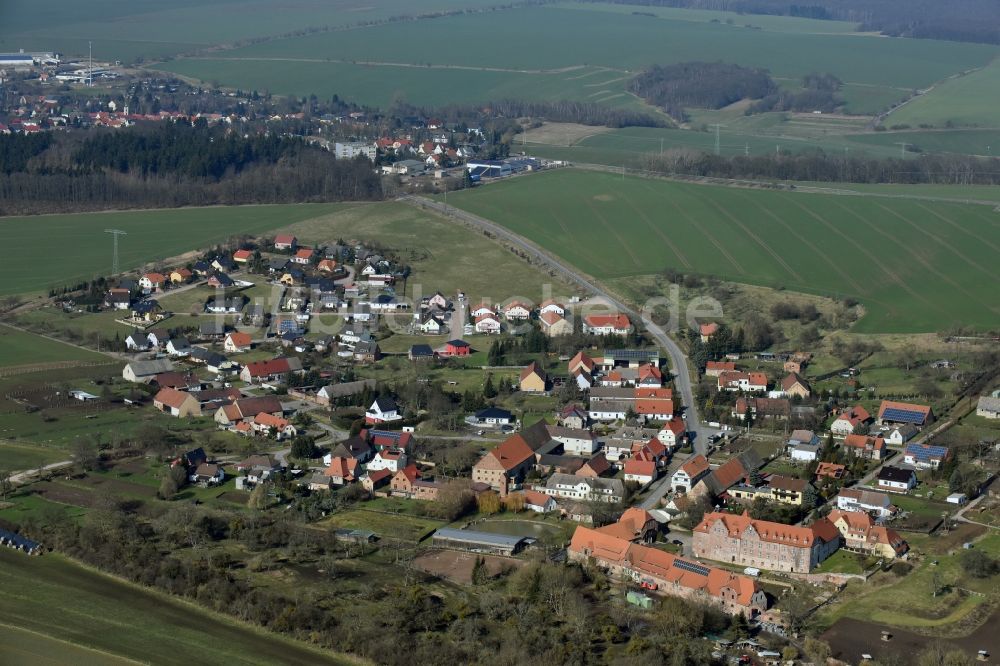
xmin=584 ymin=0 xmax=1000 ymax=45
xmin=0 ymin=124 xmax=383 ymax=215
xmin=640 ymin=149 xmax=1000 ymax=185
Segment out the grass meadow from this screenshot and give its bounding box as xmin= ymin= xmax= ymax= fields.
xmin=445 ymin=169 xmax=1000 ymax=333
xmin=281 ymin=202 xmax=576 ymax=303
xmin=0 ymin=203 xmax=344 ymax=297
xmin=0 ymin=550 xmax=354 ymax=665
xmin=0 ymin=326 xmax=107 ymax=368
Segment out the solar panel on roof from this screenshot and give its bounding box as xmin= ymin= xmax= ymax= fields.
xmin=882 ymin=407 xmax=924 ymax=423
xmin=674 ymin=559 xmax=711 ymax=577
xmin=605 ymin=349 xmax=659 ymax=361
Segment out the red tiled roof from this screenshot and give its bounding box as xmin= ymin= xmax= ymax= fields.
xmin=523 ymin=490 xmax=553 ymax=507
xmin=584 ymin=313 xmax=631 ymax=329
xmin=680 ymin=454 xmax=710 ymax=477
xmin=324 ymin=456 xmax=358 ymax=479
xmin=226 ymin=332 xmax=252 ymax=347
xmin=243 ymin=358 xmax=292 ymax=377
xmin=569 ymin=352 xmax=594 ymax=371
xmin=254 ymin=412 xmax=290 ymax=429
xmin=485 ymin=434 xmax=535 ymax=472
xmin=699 ymin=322 xmax=719 ymax=336
xmin=624 ymin=459 xmax=656 ymax=477
xmin=154 ymin=387 xmax=193 ymax=409
xmin=274 ymin=234 xmax=296 ymax=245
xmin=695 ymin=511 xmax=839 ymax=547
xmin=878 ymin=400 xmax=932 ymax=421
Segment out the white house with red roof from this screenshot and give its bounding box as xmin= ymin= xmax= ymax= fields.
xmin=474 ymin=313 xmax=502 ymax=334
xmin=367 ymin=448 xmax=407 ymax=473
xmin=503 ymin=301 xmax=533 ymax=320
xmin=830 ymin=405 xmax=872 ymax=436
xmin=274 ymin=234 xmax=297 ymax=250
xmin=623 ymin=458 xmax=657 ymax=486
xmin=583 ymin=313 xmax=632 ymax=336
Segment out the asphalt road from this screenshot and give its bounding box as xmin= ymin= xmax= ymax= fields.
xmin=402 ymin=195 xmax=711 ymax=457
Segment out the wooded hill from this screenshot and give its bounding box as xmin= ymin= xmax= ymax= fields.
xmin=0 ymin=124 xmax=383 ymax=215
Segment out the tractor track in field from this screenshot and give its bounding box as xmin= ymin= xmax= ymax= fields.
xmin=621 ymin=198 xmax=692 ymax=270
xmin=912 ymin=202 xmax=1000 ymax=260
xmin=739 ymin=194 xmax=868 ymax=296
xmin=178 ymin=55 xmax=589 ymax=75
xmin=702 ymin=197 xmax=804 ymax=284
xmin=873 ymin=202 xmax=997 ymax=282
xmin=638 ymin=181 xmax=746 ymax=274
xmin=583 ymin=198 xmax=643 ymax=267
xmin=788 ymin=199 xmax=936 ymax=311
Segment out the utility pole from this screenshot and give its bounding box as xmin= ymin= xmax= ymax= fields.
xmin=88 ymin=41 xmax=93 ymax=87
xmin=710 ymin=124 xmax=725 ymax=156
xmin=105 ymin=229 xmax=127 ymax=275
xmin=894 ymin=142 xmax=909 ymax=158
xmin=660 ymin=137 xmax=664 ymax=155
xmin=744 ymin=143 xmax=749 ymax=156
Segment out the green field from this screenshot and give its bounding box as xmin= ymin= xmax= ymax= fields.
xmin=0 ymin=203 xmax=344 ymax=296
xmin=0 ymin=623 xmax=139 ymax=666
xmin=155 ymin=5 xmax=996 ymax=113
xmin=0 ymin=0 xmax=492 ymax=62
xmin=0 ymin=550 xmax=353 ymax=665
xmin=0 ymin=326 xmax=107 ymax=368
xmin=445 ymin=169 xmax=1000 ymax=333
xmin=887 ymin=58 xmax=1000 ymax=128
xmin=522 ymin=122 xmax=1000 ymax=166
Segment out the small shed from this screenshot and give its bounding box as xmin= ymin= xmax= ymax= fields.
xmin=626 ymin=590 xmax=653 ymax=609
xmin=947 ymin=492 xmax=968 ymax=505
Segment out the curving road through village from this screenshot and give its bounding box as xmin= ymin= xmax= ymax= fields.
xmin=402 ymin=194 xmax=715 ymax=511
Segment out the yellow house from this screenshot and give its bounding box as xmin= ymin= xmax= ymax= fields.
xmin=731 ymin=475 xmax=807 ymax=506
xmin=169 ymin=268 xmax=193 ymax=284
xmin=828 ymin=510 xmax=908 ymax=559
xmin=519 ymin=362 xmax=547 ymax=393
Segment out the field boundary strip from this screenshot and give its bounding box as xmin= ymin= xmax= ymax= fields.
xmin=0 ymin=621 xmax=145 ymax=665
xmin=0 ymin=360 xmax=119 ymax=378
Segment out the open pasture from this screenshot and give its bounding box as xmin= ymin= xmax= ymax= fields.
xmin=0 ymin=203 xmax=344 ymax=297
xmin=445 ymin=169 xmax=1000 ymax=333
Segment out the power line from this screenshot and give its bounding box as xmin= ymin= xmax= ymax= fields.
xmin=709 ymin=124 xmax=725 ymax=156
xmin=105 ymin=229 xmax=127 ymax=275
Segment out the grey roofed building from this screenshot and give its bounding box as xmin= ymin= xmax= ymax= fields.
xmin=409 ymin=344 xmax=435 ymax=359
xmin=318 ymin=379 xmax=377 ymax=400
xmin=431 ymin=528 xmax=529 ymax=556
xmin=268 ymin=257 xmax=290 ymax=272
xmin=188 ymin=347 xmax=228 ymax=368
xmin=123 ymin=359 xmax=175 ymax=381
xmin=544 ymin=473 xmax=625 ymax=502
xmin=200 ymin=321 xmax=227 ymax=337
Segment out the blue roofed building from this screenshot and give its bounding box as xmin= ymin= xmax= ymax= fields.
xmin=877 ymin=400 xmax=933 ymax=426
xmin=903 ymin=443 xmax=950 ymax=470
